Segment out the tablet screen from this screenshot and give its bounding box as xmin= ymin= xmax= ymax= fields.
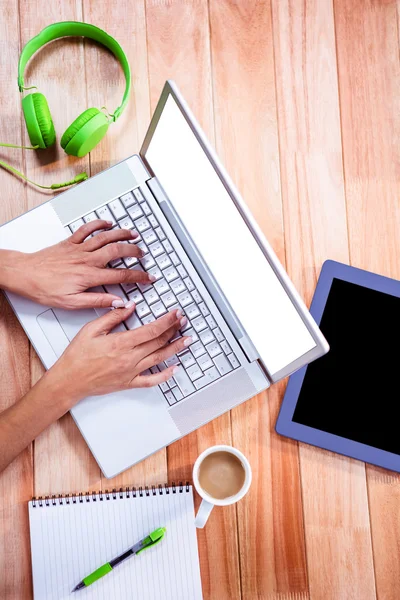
xmin=293 ymin=278 xmax=400 ymax=454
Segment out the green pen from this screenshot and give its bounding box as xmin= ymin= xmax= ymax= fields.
xmin=71 ymin=527 xmax=166 ymax=592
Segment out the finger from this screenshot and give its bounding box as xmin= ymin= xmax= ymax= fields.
xmin=95 ymin=266 xmax=156 ymax=286
xmin=92 ymin=242 xmax=144 ymax=267
xmin=135 ymin=334 xmax=192 ymax=373
xmin=88 ymin=301 xmax=136 ymax=335
xmin=66 ymin=292 xmax=128 ymax=310
xmin=124 ymin=308 xmax=184 ymax=346
xmin=84 ymin=228 xmax=139 ymax=251
xmin=133 ymin=318 xmax=186 ymax=358
xmin=132 ymin=366 xmax=179 ymax=389
xmin=70 ymin=220 xmax=113 ymax=243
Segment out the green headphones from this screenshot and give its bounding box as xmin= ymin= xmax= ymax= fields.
xmin=0 ymin=21 xmax=131 ymax=189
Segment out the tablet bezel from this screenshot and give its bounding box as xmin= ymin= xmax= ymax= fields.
xmin=276 ymin=259 xmax=400 ymax=472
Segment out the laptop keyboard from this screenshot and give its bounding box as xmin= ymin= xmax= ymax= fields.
xmin=67 ymin=186 xmax=240 ymax=406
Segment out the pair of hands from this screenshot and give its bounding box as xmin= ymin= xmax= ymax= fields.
xmin=1 ymin=220 xmax=190 ymax=407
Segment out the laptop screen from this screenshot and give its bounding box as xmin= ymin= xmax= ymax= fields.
xmin=142 ymin=92 xmax=316 ymax=375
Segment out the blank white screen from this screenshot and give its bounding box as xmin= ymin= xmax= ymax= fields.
xmin=144 ymin=95 xmax=316 ymax=374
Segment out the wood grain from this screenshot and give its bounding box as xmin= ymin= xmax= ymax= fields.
xmin=145 ymin=2 xmax=240 ymax=598
xmin=334 ymin=0 xmax=400 ymax=597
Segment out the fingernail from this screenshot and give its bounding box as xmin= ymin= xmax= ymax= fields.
xmin=172 ymin=366 xmax=180 ymax=374
xmin=176 ymin=308 xmax=183 ymax=318
xmin=130 ymin=230 xmax=139 ymax=239
xmin=183 ymin=336 xmax=192 ymax=346
xmin=180 ymin=316 xmax=188 ymax=328
xmin=148 ymin=274 xmax=157 ymax=282
xmin=106 ymin=220 xmax=113 ymax=226
xmin=125 ymin=300 xmax=135 ymax=309
xmin=111 ymin=299 xmax=125 ymax=308
xmin=138 ymin=250 xmax=145 ymax=258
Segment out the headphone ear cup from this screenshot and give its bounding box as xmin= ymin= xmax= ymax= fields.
xmin=22 ymin=93 xmax=56 ymax=149
xmin=60 ymin=108 xmax=109 ymax=157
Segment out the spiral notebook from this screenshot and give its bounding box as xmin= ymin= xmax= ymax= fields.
xmin=28 ymin=484 xmax=202 ymax=600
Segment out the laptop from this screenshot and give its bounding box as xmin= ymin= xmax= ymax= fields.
xmin=0 ymin=81 xmax=329 ymax=478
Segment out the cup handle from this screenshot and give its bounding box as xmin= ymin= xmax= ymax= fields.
xmin=195 ymin=499 xmax=214 ymax=528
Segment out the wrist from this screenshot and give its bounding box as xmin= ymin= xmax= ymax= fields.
xmin=37 ymin=367 xmax=85 ymax=414
xmin=0 ymin=249 xmax=28 ymax=294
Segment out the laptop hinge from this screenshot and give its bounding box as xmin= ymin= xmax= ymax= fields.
xmin=146 ymin=176 xmax=262 ymax=366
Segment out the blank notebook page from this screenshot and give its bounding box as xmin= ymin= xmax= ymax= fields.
xmin=28 ymin=486 xmax=202 ymax=600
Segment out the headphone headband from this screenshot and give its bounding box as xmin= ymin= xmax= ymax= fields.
xmin=18 ymin=22 xmax=131 ymax=120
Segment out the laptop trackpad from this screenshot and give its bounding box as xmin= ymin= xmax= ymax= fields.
xmin=37 ymin=308 xmax=97 ymax=357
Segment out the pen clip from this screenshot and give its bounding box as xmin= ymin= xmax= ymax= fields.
xmin=136 ymin=527 xmax=166 ymax=555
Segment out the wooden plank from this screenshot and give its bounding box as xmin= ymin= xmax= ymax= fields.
xmin=81 ymin=0 xmax=165 ymax=489
xmin=0 ymin=2 xmax=32 ymax=597
xmin=334 ymin=0 xmax=400 ymax=597
xmin=272 ymin=1 xmax=376 ymax=598
xmin=145 ymin=1 xmax=240 ymax=598
xmin=17 ymin=4 xmax=101 ymax=498
xmin=208 ymin=1 xmax=309 ymax=597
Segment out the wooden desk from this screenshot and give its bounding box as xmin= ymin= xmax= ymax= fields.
xmin=1 ymin=1 xmax=399 ymax=598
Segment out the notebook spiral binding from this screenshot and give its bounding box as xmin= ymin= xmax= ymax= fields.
xmin=32 ymin=482 xmax=190 ymax=508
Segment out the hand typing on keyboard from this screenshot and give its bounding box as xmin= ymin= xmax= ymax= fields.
xmin=0 ymin=219 xmax=152 ymax=309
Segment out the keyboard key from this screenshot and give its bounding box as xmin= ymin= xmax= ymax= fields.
xmin=192 ymin=315 xmax=207 ymax=333
xmin=184 ymin=328 xmax=198 ymax=343
xmin=184 ymin=277 xmax=195 ymax=292
xmin=128 ymin=288 xmax=143 ymax=304
xmin=120 ymin=191 xmax=136 ymax=208
xmin=83 ymin=212 xmax=97 ymax=223
xmin=108 ymin=199 xmax=126 ymax=220
xmin=152 ymin=301 xmax=167 ymax=318
xmin=121 ymin=280 xmax=137 ymax=293
xmin=221 ymin=340 xmax=232 ymax=354
xmin=163 ymin=240 xmax=173 ymax=253
xmin=154 ymin=278 xmax=170 ymax=295
xmin=187 ymin=363 xmax=203 ymax=381
xmin=119 ymin=216 xmax=134 ymax=230
xmin=150 ymin=365 xmax=160 ymax=374
xmin=165 ymin=390 xmax=176 ymax=406
xmin=200 ymin=328 xmax=215 ymax=346
xmin=141 ymin=313 xmax=155 ymax=325
xmin=164 ymin=265 xmax=178 ymax=283
xmin=165 ymin=355 xmax=180 ymax=368
xmin=191 ymin=341 xmax=206 ymax=359
xmin=105 ymin=284 xmax=126 ymax=299
xmin=197 ymin=353 xmax=213 ymax=371
xmin=133 ymin=188 xmax=145 ymax=203
xmin=144 ymin=288 xmax=160 ymax=305
xmin=138 ymin=280 xmax=153 ymax=293
xmin=96 ymin=205 xmax=116 ymax=224
xmin=185 ymin=303 xmax=200 ymax=320
xmin=148 ymin=214 xmax=158 ymax=228
xmin=206 ymin=340 xmax=222 ymax=358
xmin=228 ymin=353 xmax=240 ymax=369
xmin=173 ymin=365 xmax=195 ymax=396
xmin=170 ymin=278 xmax=186 ymax=295
xmin=180 ymin=351 xmax=196 ymax=369
xmin=156 ymin=254 xmax=172 ymax=270
xmin=160 ymin=381 xmax=169 ymax=393
xmin=172 ymin=387 xmax=183 ymax=402
xmin=193 ymin=375 xmax=208 ymax=390
xmin=125 ymin=311 xmax=142 ymax=330
xmin=203 ymin=366 xmax=221 ymax=383
xmin=124 ymin=256 xmax=138 ymax=268
xmin=142 ymin=228 xmax=158 ymax=245
xmin=213 ymin=353 xmax=233 ymax=376
xmin=157 ymin=362 xmax=167 ymax=371
xmin=170 ymin=252 xmax=180 ymax=266
xmin=206 ymin=314 xmax=217 ymax=329
xmin=192 ymin=289 xmax=202 ymax=303
xmin=140 ymin=254 xmax=156 ymax=270
xmin=155 ymin=227 xmax=166 ymax=241
xmin=109 ymin=257 xmax=123 ymax=268
xmin=136 ymin=241 xmax=148 ymax=255
xmin=134 ymin=217 xmax=150 ymax=233
xmin=214 ymin=328 xmax=224 ymax=342
xmin=199 ymin=302 xmax=209 ymax=317
xmin=161 ymin=290 xmax=176 ymax=308
xmin=148 ymin=241 xmax=164 ymax=257
xmin=142 ymin=202 xmax=152 ymax=216
xmin=136 ymin=302 xmax=151 ymax=318
xmin=177 ymin=291 xmax=192 ymax=308
xmin=177 ymin=264 xmax=187 ymax=278
xmin=128 ymin=204 xmax=143 ymax=220
xmin=148 ymin=265 xmax=162 ymax=281
xmin=69 ymin=218 xmax=84 ymax=233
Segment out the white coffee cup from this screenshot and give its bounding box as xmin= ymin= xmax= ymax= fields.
xmin=193 ymin=445 xmax=252 ymax=528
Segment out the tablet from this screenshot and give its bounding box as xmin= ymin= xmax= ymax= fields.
xmin=276 ymin=260 xmax=400 ymax=472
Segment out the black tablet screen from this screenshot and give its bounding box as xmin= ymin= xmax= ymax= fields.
xmin=293 ymin=278 xmax=400 ymax=454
